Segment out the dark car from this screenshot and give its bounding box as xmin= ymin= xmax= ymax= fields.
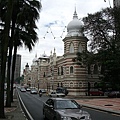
xmin=108 ymin=91 xmax=120 ymax=98
xmin=43 ymin=98 xmax=91 ymax=120
xmin=56 ymin=87 xmax=68 ymax=95
xmin=89 ymin=89 xmax=104 ymax=96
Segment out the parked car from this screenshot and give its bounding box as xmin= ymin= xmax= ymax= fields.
xmin=30 ymin=89 xmax=38 ymax=94
xmin=43 ymin=98 xmax=91 ymax=120
xmin=56 ymin=87 xmax=68 ymax=95
xmin=107 ymin=91 xmax=120 ymax=98
xmin=49 ymin=91 xmax=65 ymax=97
xmin=26 ymin=88 xmax=31 ymax=91
xmin=20 ymin=88 xmax=26 ymax=92
xmin=89 ymin=89 xmax=104 ymax=96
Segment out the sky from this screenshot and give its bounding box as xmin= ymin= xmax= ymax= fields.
xmin=17 ymin=0 xmax=113 ymax=74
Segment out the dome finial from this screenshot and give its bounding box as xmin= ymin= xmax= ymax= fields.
xmin=73 ymin=5 xmax=78 ymax=19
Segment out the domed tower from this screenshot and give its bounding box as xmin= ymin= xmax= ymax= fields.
xmin=63 ymin=8 xmax=88 ymax=55
xmin=62 ymin=9 xmax=89 ymax=96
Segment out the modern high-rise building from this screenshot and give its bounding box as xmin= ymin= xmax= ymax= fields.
xmin=9 ymin=54 xmax=21 ymax=82
xmin=14 ymin=54 xmax=21 ymax=81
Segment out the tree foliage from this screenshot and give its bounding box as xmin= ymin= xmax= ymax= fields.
xmin=80 ymin=7 xmax=120 ymax=90
xmin=0 ymin=0 xmax=41 ymax=118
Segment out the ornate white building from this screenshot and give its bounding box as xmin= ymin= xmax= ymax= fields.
xmin=23 ymin=9 xmax=101 ymax=96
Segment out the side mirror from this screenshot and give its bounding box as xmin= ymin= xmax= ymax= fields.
xmin=79 ymin=104 xmax=82 ymax=109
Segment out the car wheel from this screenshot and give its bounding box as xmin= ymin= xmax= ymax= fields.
xmin=90 ymin=94 xmax=92 ymax=96
xmin=43 ymin=111 xmax=47 ymax=120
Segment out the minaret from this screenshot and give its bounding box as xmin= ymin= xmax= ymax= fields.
xmin=53 ymin=48 xmax=56 ymax=65
xmin=63 ymin=8 xmax=88 ymax=55
xmin=25 ymin=63 xmax=29 ymax=71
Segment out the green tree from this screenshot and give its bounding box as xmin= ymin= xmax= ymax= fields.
xmin=81 ymin=7 xmax=120 ymax=89
xmin=0 ymin=0 xmax=13 ymax=118
xmin=6 ymin=0 xmax=41 ymax=105
xmin=0 ymin=0 xmax=41 ymax=117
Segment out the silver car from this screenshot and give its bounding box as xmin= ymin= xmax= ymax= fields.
xmin=49 ymin=91 xmax=65 ymax=97
xmin=43 ymin=98 xmax=91 ymax=120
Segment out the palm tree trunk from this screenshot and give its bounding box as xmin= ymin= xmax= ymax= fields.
xmin=5 ymin=46 xmax=12 ymax=107
xmin=0 ymin=0 xmax=13 ymax=118
xmin=11 ymin=45 xmax=17 ymax=102
xmin=6 ymin=14 xmax=16 ymax=105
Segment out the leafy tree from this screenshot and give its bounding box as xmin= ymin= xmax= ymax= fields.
xmin=6 ymin=0 xmax=41 ymax=104
xmin=0 ymin=0 xmax=41 ymax=118
xmin=80 ymin=7 xmax=120 ymax=90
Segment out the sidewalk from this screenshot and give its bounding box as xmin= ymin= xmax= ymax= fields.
xmin=76 ymin=98 xmax=120 ymax=115
xmin=0 ymin=91 xmax=26 ymax=120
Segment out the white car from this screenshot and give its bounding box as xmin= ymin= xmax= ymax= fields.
xmin=26 ymin=88 xmax=31 ymax=91
xmin=49 ymin=91 xmax=65 ymax=97
xmin=20 ymin=88 xmax=26 ymax=92
xmin=30 ymin=89 xmax=38 ymax=94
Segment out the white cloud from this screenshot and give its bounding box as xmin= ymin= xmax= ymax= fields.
xmin=17 ymin=0 xmax=113 ymax=74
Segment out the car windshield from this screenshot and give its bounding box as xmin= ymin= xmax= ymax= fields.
xmin=56 ymin=100 xmax=79 ymax=109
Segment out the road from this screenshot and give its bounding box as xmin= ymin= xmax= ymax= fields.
xmin=18 ymin=89 xmax=120 ymax=120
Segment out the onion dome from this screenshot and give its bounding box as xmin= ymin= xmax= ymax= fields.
xmin=25 ymin=63 xmax=29 ymax=68
xmin=32 ymin=54 xmax=38 ymax=65
xmin=66 ymin=8 xmax=84 ymax=37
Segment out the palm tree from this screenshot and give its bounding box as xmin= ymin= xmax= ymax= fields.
xmin=0 ymin=0 xmax=41 ymax=117
xmin=8 ymin=0 xmax=41 ymax=101
xmin=0 ymin=0 xmax=13 ymax=118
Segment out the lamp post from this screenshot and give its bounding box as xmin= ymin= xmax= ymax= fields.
xmin=36 ymin=60 xmax=39 ymax=91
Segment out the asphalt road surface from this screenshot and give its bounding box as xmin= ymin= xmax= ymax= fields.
xmin=18 ymin=89 xmax=120 ymax=120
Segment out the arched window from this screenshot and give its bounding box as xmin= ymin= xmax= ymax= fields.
xmin=43 ymin=72 xmax=45 ymax=77
xmin=88 ymin=65 xmax=91 ymax=74
xmin=70 ymin=66 xmax=73 ymax=74
xmin=93 ymin=64 xmax=98 ymax=74
xmin=78 ymin=43 xmax=83 ymax=53
xmin=61 ymin=66 xmax=63 ymax=75
xmin=94 ymin=82 xmax=98 ymax=88
xmin=70 ymin=82 xmax=74 ymax=88
xmin=69 ymin=43 xmax=74 ymax=53
xmin=79 ymin=82 xmax=83 ymax=87
xmin=58 ymin=67 xmax=60 ymax=75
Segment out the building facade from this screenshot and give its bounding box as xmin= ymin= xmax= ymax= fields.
xmin=113 ymin=0 xmax=120 ymax=7
xmin=23 ymin=10 xmax=101 ymax=96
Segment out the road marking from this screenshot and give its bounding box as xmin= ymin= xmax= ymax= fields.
xmin=17 ymin=90 xmax=34 ymax=120
xmin=83 ymin=106 xmax=120 ymax=116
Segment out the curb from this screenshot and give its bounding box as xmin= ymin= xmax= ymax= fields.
xmin=17 ymin=90 xmax=34 ymax=120
xmin=80 ymin=103 xmax=120 ymax=115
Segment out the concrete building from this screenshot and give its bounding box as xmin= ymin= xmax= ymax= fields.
xmin=23 ymin=10 xmax=101 ymax=96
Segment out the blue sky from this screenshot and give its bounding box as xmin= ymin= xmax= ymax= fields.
xmin=17 ymin=0 xmax=113 ymax=74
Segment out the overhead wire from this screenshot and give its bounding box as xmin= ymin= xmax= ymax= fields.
xmin=39 ymin=25 xmax=67 ymax=40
